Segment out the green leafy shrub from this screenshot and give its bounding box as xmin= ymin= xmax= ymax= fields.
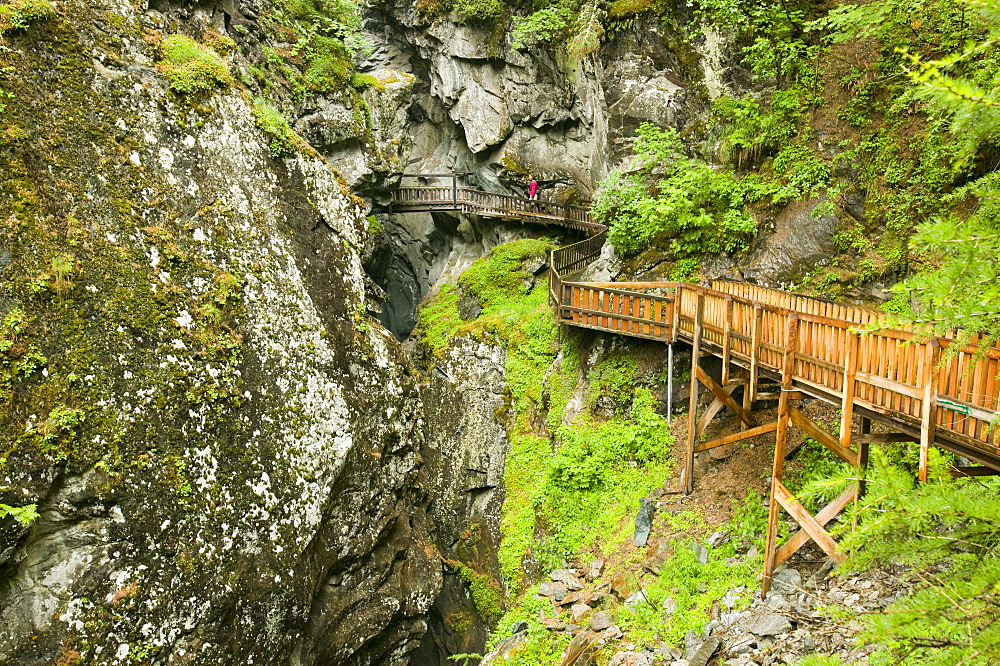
xmin=450 ymin=0 xmax=502 ymax=20
xmin=831 ymin=448 xmax=1000 ymax=665
xmin=0 ymin=0 xmax=54 ymax=34
xmin=713 ymin=90 xmax=804 ymax=165
xmin=0 ymin=494 xmax=39 ymax=525
xmin=511 ymin=1 xmax=576 ymax=48
xmin=157 ymin=35 xmax=233 ymax=94
xmin=251 ymin=99 xmax=300 ymax=158
xmin=593 ymin=123 xmax=759 ymax=257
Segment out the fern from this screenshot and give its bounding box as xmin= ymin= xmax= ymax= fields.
xmin=0 ymin=502 xmax=39 ymax=525
xmin=567 ymin=0 xmax=604 ymax=56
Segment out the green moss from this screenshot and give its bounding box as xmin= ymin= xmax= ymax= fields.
xmin=452 ymin=561 xmax=503 ymax=623
xmin=302 ymin=35 xmax=352 ymax=93
xmin=0 ymin=0 xmax=54 ymax=35
xmin=157 ymin=35 xmax=233 ymax=95
xmin=251 ymin=98 xmax=300 ymax=158
xmin=350 ymin=72 xmax=383 ymax=91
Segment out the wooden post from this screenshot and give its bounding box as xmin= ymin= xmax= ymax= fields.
xmin=858 ymin=417 xmax=872 ymax=499
xmin=671 ymin=285 xmax=683 ymax=343
xmin=667 ymin=343 xmax=674 ymax=425
xmin=839 ymin=331 xmax=860 ymax=454
xmin=763 ymin=313 xmax=798 ymax=598
xmin=685 ymin=294 xmax=705 ymax=495
xmin=919 ymin=338 xmax=941 ymax=482
xmin=749 ymin=305 xmax=763 ymax=403
xmin=722 ymin=296 xmax=734 ymax=386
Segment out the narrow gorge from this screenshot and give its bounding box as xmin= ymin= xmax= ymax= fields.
xmin=1 ymin=0 xmax=999 ymax=664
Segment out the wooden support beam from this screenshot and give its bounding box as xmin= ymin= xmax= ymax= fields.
xmin=696 ymin=366 xmax=757 ymax=429
xmin=790 ymin=408 xmax=858 ymax=466
xmin=950 ymin=466 xmax=1000 ymax=477
xmin=754 ymin=390 xmax=805 ymax=401
xmin=851 ymin=433 xmax=918 ymax=445
xmin=775 ymin=483 xmax=858 ymax=566
xmin=695 ymin=420 xmax=778 ymax=453
xmin=920 ymin=339 xmax=941 ymax=482
xmin=773 ymin=480 xmax=847 ymax=565
xmin=763 ymin=313 xmax=798 ymax=598
xmin=685 ymin=294 xmax=705 ymax=495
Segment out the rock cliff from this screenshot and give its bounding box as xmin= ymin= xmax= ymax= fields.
xmin=0 ymin=1 xmax=440 ymax=663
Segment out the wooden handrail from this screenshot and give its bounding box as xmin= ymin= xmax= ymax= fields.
xmin=389 ymin=180 xmax=605 ymax=232
xmin=387 ymin=174 xmax=1000 ymax=465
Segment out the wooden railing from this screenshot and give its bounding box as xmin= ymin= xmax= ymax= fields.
xmin=388 ymin=175 xmax=606 ymax=234
xmin=549 ymin=237 xmax=1000 ymax=468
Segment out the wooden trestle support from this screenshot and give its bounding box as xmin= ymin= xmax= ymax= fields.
xmin=681 ymin=309 xmax=976 ymax=597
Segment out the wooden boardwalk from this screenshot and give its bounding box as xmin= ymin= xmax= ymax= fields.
xmin=391 ymin=176 xmax=1000 ymax=594
xmin=387 ymin=174 xmax=606 ymax=234
xmin=549 ymin=233 xmax=1000 ymax=594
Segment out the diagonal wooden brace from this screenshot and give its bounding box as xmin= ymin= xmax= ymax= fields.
xmin=775 ymin=483 xmax=857 ymax=566
xmin=773 ymin=480 xmax=846 ymax=565
xmin=696 ymin=366 xmax=757 ymax=429
xmin=790 ymin=407 xmax=858 ymax=466
xmin=695 ymin=381 xmax=742 ymax=438
xmin=695 ymin=421 xmax=778 ymax=453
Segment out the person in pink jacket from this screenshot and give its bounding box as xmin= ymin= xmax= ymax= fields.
xmin=528 ymin=175 xmax=538 ymax=200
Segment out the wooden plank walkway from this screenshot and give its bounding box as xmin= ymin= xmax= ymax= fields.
xmin=390 ymin=176 xmax=1000 ymax=593
xmin=548 ymin=234 xmax=1000 ymax=472
xmin=548 ymin=232 xmax=1000 ymax=595
xmin=387 ymin=174 xmax=607 ymax=235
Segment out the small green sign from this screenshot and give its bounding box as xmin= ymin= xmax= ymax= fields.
xmin=938 ymin=398 xmax=971 ymax=415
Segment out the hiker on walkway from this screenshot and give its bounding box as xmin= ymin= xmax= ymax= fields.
xmin=528 ymin=175 xmax=538 ymax=200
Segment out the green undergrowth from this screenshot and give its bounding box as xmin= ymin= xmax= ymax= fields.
xmin=0 ymin=0 xmax=54 ymax=35
xmin=535 ymin=390 xmax=674 ymax=566
xmin=489 ymin=501 xmax=765 ymax=660
xmin=416 ymin=238 xmax=677 ymax=598
xmin=614 ymin=536 xmax=759 ymax=646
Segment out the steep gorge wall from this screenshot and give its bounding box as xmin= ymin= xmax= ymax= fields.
xmin=0 ymin=2 xmax=440 ymax=663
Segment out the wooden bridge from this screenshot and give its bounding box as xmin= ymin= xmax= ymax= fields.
xmin=549 ymin=232 xmax=1000 ymax=595
xmin=389 ymin=175 xmax=1000 ymax=594
xmin=386 ymin=173 xmax=606 ymax=234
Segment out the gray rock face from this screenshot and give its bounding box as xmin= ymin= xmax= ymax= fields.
xmin=0 ymin=3 xmax=439 ymax=664
xmin=737 ymin=199 xmax=839 ymax=287
xmin=414 ymin=337 xmax=511 ymax=659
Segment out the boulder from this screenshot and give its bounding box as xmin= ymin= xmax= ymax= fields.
xmin=738 ymin=198 xmax=838 ymax=286
xmin=589 ymin=610 xmax=614 ymax=631
xmin=552 ymin=569 xmax=585 ymax=590
xmin=540 ymin=581 xmax=570 ymax=601
xmin=634 ymin=498 xmax=656 ymax=547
